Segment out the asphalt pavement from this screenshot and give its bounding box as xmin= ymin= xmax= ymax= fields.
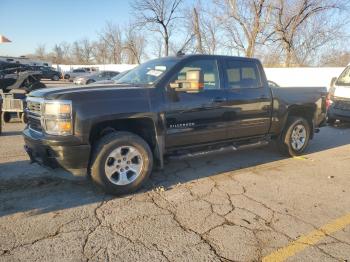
xmin=0 ymin=120 xmax=349 ymax=261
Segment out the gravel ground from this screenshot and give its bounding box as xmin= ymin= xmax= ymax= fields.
xmin=0 ymin=117 xmax=350 ymax=261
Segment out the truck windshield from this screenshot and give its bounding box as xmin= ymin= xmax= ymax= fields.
xmin=336 ymin=66 xmax=350 ymax=86
xmin=115 ymin=58 xmax=177 ymax=86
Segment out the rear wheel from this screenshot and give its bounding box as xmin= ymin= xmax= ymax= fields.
xmin=52 ymin=75 xmax=59 ymax=81
xmin=277 ymin=117 xmax=311 ymax=156
xmin=64 ymin=74 xmax=70 ymax=80
xmin=90 ymin=132 xmax=153 ymax=195
xmin=2 ymin=112 xmax=11 ymax=123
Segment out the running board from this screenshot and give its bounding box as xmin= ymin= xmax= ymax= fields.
xmin=167 ymin=140 xmax=269 ymax=160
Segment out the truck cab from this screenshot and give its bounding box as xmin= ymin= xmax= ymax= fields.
xmin=328 ymin=63 xmax=350 ymax=124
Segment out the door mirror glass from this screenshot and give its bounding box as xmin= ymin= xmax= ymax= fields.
xmin=170 ymin=70 xmax=204 ymax=93
xmin=169 ymin=59 xmax=220 ymax=93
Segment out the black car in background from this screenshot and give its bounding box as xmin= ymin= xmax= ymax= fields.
xmin=35 ymin=66 xmax=61 ymax=81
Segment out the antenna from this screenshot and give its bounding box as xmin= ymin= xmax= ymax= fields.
xmin=176 ymin=34 xmax=195 ymax=57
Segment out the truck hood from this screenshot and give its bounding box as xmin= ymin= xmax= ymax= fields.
xmin=334 ymin=86 xmax=350 ymax=99
xmin=27 ymin=84 xmax=151 ymax=101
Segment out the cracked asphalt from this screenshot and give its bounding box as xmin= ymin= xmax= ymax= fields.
xmin=0 ymin=121 xmax=349 ymax=262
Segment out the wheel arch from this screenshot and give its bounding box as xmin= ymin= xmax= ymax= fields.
xmin=285 ymin=104 xmax=316 ymax=139
xmin=89 ymin=117 xmax=164 ymax=168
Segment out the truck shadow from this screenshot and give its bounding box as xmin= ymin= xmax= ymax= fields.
xmin=0 ymin=131 xmax=23 ymax=137
xmin=0 ymin=126 xmax=349 ymax=218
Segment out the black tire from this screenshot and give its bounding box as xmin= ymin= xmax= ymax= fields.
xmin=2 ymin=112 xmax=11 ymax=123
xmin=20 ymin=112 xmax=27 ymax=124
xmin=64 ymin=74 xmax=70 ymax=80
xmin=52 ymin=75 xmax=59 ymax=81
xmin=86 ymin=79 xmax=95 ymax=85
xmin=0 ymin=113 xmax=2 ymax=135
xmin=277 ymin=117 xmax=311 ymax=157
xmin=327 ymin=117 xmax=336 ymax=125
xmin=90 ymin=131 xmax=153 ymax=195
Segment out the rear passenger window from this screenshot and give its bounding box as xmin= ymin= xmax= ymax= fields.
xmin=225 ymin=60 xmax=260 ymax=89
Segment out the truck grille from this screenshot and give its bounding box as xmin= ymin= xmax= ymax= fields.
xmin=334 ymin=100 xmax=350 ymax=111
xmin=26 ymin=98 xmax=43 ymax=132
xmin=27 ymin=101 xmax=42 ymax=115
xmin=29 ymin=117 xmax=43 ymax=132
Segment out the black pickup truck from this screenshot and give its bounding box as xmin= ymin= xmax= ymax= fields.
xmin=23 ymin=55 xmax=327 ymax=194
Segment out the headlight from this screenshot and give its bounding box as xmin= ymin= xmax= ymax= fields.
xmin=44 ymin=102 xmax=71 ymax=116
xmin=43 ymin=100 xmax=72 ymax=135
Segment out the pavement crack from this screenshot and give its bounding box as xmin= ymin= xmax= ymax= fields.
xmin=148 ymin=191 xmax=237 ymax=262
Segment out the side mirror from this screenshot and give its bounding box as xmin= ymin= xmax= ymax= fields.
xmin=170 ymin=70 xmax=204 ymax=93
xmin=330 ymin=77 xmax=337 ymax=88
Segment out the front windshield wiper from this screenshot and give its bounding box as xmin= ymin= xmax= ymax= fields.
xmin=114 ymin=82 xmax=133 ymax=85
xmin=115 ymin=82 xmax=152 ymax=87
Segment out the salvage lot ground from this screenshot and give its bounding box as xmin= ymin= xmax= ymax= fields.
xmin=0 ymin=81 xmax=349 ymax=261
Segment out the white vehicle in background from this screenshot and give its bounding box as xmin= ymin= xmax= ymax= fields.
xmin=327 ymin=63 xmax=350 ymax=124
xmin=63 ymin=67 xmax=98 ymax=81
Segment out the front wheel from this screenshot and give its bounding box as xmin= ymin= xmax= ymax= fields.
xmin=2 ymin=112 xmax=11 ymax=123
xmin=90 ymin=131 xmax=153 ymax=195
xmin=277 ymin=117 xmax=311 ymax=157
xmin=20 ymin=112 xmax=27 ymax=124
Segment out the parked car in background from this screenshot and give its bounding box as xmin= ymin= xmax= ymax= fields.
xmin=93 ymin=70 xmax=131 ymax=85
xmin=24 ymin=54 xmax=327 ymax=195
xmin=74 ymin=71 xmax=119 ymax=85
xmin=327 ymin=63 xmax=350 ymax=124
xmin=36 ymin=66 xmax=61 ymax=81
xmin=64 ymin=67 xmax=97 ymax=81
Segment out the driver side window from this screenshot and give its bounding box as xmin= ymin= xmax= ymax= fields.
xmin=171 ymin=59 xmax=220 ymax=90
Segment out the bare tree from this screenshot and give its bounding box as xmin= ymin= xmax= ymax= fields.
xmin=321 ymin=50 xmax=350 ymax=67
xmin=35 ymin=44 xmax=46 ymax=59
xmin=192 ymin=7 xmax=204 ymax=53
xmin=92 ymin=40 xmax=109 ymax=64
xmin=72 ymin=41 xmax=84 ymax=64
xmin=99 ymin=22 xmax=123 ymax=63
xmin=186 ymin=1 xmax=222 ymax=55
xmin=273 ymin=0 xmax=344 ymax=66
xmin=131 ymin=0 xmax=184 ymax=56
xmin=123 ymin=25 xmax=146 ymax=64
xmin=201 ymin=12 xmax=221 ymax=54
xmin=59 ymin=42 xmax=72 ymax=64
xmin=79 ymin=39 xmax=94 ymax=64
xmin=215 ymin=0 xmax=273 ymax=57
xmin=51 ymin=44 xmax=65 ymax=64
